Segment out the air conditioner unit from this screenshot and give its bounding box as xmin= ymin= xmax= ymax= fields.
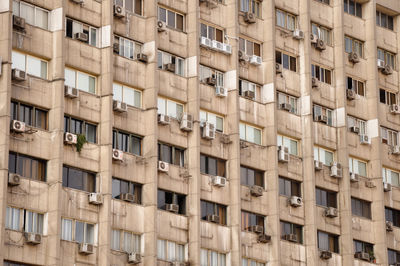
xmin=71 ymin=0 xmax=84 ymax=3
xmin=157 ymin=21 xmax=167 ymax=32
xmin=158 ymin=161 xmax=169 ymax=172
xmin=113 ymin=42 xmax=120 ymax=54
xmin=390 ymin=104 xmax=400 ymax=114
xmin=350 ymin=126 xmax=360 ymax=134
xmin=346 ymin=89 xmax=356 ymax=100
xmin=320 ymin=250 xmax=332 ymax=260
xmin=316 ymin=39 xmax=326 ymax=50
xmin=238 ymin=51 xmax=249 ymax=62
xmin=11 ymin=120 xmax=26 ymax=133
xmin=386 ymin=221 xmax=394 ymax=232
xmin=166 ymin=203 xmax=179 ymax=213
xmin=79 ymin=243 xmax=94 ymax=254
xmin=244 ymin=12 xmax=256 ymax=23
xmin=377 ymin=59 xmax=385 ymax=69
xmin=243 ymin=90 xmax=255 ymax=99
xmin=112 ymin=149 xmax=124 ymax=161
xmin=310 ymin=33 xmax=318 ymax=44
xmin=206 ymin=214 xmax=220 ymax=223
xmin=24 ymin=232 xmax=42 ymax=245
xmin=180 ymin=113 xmax=193 ymax=131
xmin=215 ymin=86 xmax=227 ymax=97
xmin=158 ymin=114 xmax=171 ymax=125
xmin=384 ymin=182 xmax=392 ymax=192
xmin=64 ymin=132 xmax=77 ymax=145
xmin=283 ymin=234 xmax=297 ymax=242
xmin=330 ymin=162 xmax=342 ymax=178
xmin=354 ymin=251 xmax=370 ymax=261
xmin=205 ymin=76 xmax=217 ymax=86
xmin=202 ymin=122 xmax=216 ymax=140
xmin=350 ymin=173 xmax=360 ymax=182
xmin=278 ymin=146 xmax=289 ymax=163
xmin=311 ymin=77 xmax=318 ymax=88
xmin=249 ymin=55 xmax=262 ymax=66
xmin=114 ymin=4 xmax=126 ymax=17
xmin=75 ymin=32 xmax=88 ymax=42
xmin=164 ymin=63 xmax=176 ymax=73
xmin=391 ymin=145 xmax=400 ymax=155
xmin=250 ymin=225 xmax=264 ymax=234
xmin=212 ymin=176 xmax=226 ymax=187
xmin=382 ymin=64 xmax=393 ymax=75
xmin=257 ymin=234 xmax=271 ymax=243
xmin=316 ymin=115 xmax=328 ymax=124
xmin=8 ymin=173 xmax=21 ymax=186
xmin=293 ymin=29 xmax=304 ymax=40
xmin=64 ymin=85 xmax=79 ymax=98
xmin=113 ymin=100 xmax=128 ymax=113
xmin=211 ymin=40 xmax=224 ymax=51
xmin=200 ymin=36 xmax=212 ymax=48
xmin=88 ymin=193 xmax=103 ymax=205
xmin=289 ymin=196 xmax=303 ymax=207
xmin=137 ymin=53 xmax=148 ymax=63
xmin=13 ymin=15 xmax=25 ymax=30
xmin=128 ymin=252 xmax=142 ymax=264
xmin=325 ymin=207 xmax=338 ymax=218
xmin=276 ymin=63 xmax=282 ymax=74
xmin=314 ymin=160 xmax=323 ymax=171
xmin=349 ymin=52 xmax=360 ymax=63
xmin=365 ymin=181 xmax=376 ymax=188
xmin=120 ymin=193 xmax=135 ymax=202
xmin=12 ymin=69 xmax=26 ymax=81
xmin=250 ymin=185 xmax=263 ymax=197
xmin=222 ymin=43 xmax=232 ymax=54
xmin=359 ymin=134 xmax=369 ymax=144
xmin=279 ymin=103 xmax=291 ymax=111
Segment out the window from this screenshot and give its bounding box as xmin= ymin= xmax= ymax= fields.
xmin=385 ymin=207 xmax=400 ymax=227
xmin=241 ymin=258 xmax=265 ymax=266
xmin=239 ymin=37 xmax=261 ymax=56
xmin=241 ymin=211 xmax=265 ymax=232
xmin=8 ymin=152 xmax=46 ymax=181
xmin=318 ymin=231 xmax=339 ymax=253
xmin=200 ymin=154 xmax=226 ymax=177
xmin=347 ymin=116 xmax=367 ymax=135
xmin=200 ymin=23 xmax=224 ymax=42
xmin=311 ymin=64 xmax=332 ymax=85
xmin=279 ymin=177 xmax=301 ymax=197
xmin=377 ymin=48 xmax=395 ymax=68
xmin=382 ymin=167 xmax=399 ymax=187
xmin=315 ymin=0 xmax=329 ymax=4
xmin=158 ymin=97 xmax=184 ymax=119
xmin=240 ymin=123 xmax=262 ymax=145
xmin=313 ymin=105 xmax=333 ymax=126
xmin=113 ymin=83 xmax=142 ymax=108
xmin=13 ymin=0 xmax=49 ymax=30
xmin=158 ymin=6 xmax=184 ymax=31
xmin=5 ymin=207 xmax=21 ymax=231
xmin=200 ymin=110 xmax=224 ymax=133
xmin=61 ymin=218 xmax=95 ymax=244
xmin=311 ymin=23 xmax=331 ymax=45
xmin=111 ymin=229 xmax=141 ymax=253
xmin=114 ymin=0 xmax=142 ymax=16
xmin=316 ymin=188 xmax=337 ymax=208
xmin=314 ymin=146 xmax=334 ymax=166
xmin=379 ymin=89 xmax=397 ymax=105
xmin=66 ymin=18 xmax=98 ymax=47
xmin=353 ymin=240 xmax=373 ymax=257
xmin=112 ymin=129 xmax=142 ymax=155
xmin=275 ymin=51 xmax=296 ymax=72
xmin=199 ymin=65 xmax=224 ymax=87
xmin=114 ymin=36 xmax=143 ymax=60
xmin=344 ymin=0 xmax=362 ymax=18
xmin=10 ymin=101 xmax=47 ymax=129
xmin=5 ymin=261 xmax=32 ymax=266
xmin=345 ymin=36 xmax=363 ymax=57
xmin=388 ymin=249 xmax=400 ymax=265
xmin=62 ymin=165 xmax=96 ymax=192
xmin=349 ymin=157 xmax=367 ymax=177
xmin=381 ymin=127 xmax=398 ymax=146
xmin=280 ymin=221 xmax=303 ymax=244
xmin=201 ymin=200 xmax=227 ymax=225
xmin=240 ymin=0 xmax=261 ymax=17
xmin=277 ymin=92 xmax=299 ymax=114
xmin=157 ymin=189 xmax=186 ymax=215
xmin=276 ymin=9 xmax=296 ymax=31
xmin=241 ymin=166 xmax=264 ymax=187
xmin=376 ymin=11 xmax=394 ymax=30
xmin=65 ymin=68 xmax=96 ymax=94
xmin=351 ymin=197 xmax=371 ymax=219
xmin=239 ymin=79 xmax=261 ymax=101
xmin=158 ymin=143 xmax=185 ymax=167
xmin=12 ymin=51 xmax=47 ymax=79
xmin=277 ymin=135 xmax=299 ymax=156
xmin=346 ymin=77 xmax=365 ymax=97
xmin=112 ymin=177 xmax=142 ymax=204
xmin=157 ymin=51 xmax=185 ymax=76
xmin=64 ymin=116 xmax=97 ymax=143
xmin=5 ymin=207 xmax=43 ymax=234
xmin=201 ymin=249 xmax=226 ymax=266
xmin=157 ymin=239 xmax=185 ymax=262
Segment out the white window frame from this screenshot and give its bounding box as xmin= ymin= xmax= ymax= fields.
xmin=347 ymin=116 xmax=367 ymax=135
xmin=65 ymin=18 xmax=99 ymax=47
xmin=199 ymin=65 xmax=224 ymax=87
xmin=240 ymin=122 xmax=262 ymax=145
xmin=61 ymin=218 xmax=96 ymax=245
xmin=242 ymin=258 xmax=266 ymax=266
xmin=199 ymin=110 xmax=224 ymax=133
xmin=157 ymin=51 xmax=185 ymax=76
xmin=314 ymin=146 xmax=334 ymax=166
xmin=24 ymin=210 xmax=44 ymax=234
xmin=12 ymin=50 xmax=48 ymax=79
xmin=240 ymin=0 xmax=262 ymax=17
xmin=276 ymin=9 xmax=296 ymax=31
xmin=111 ymin=229 xmax=141 ymax=253
xmin=114 ymin=35 xmax=142 ymax=60
xmin=349 ymin=157 xmax=367 ymax=177
xmin=239 ymin=37 xmax=261 ymax=56
xmin=157 ymin=97 xmax=184 ymax=119
xmin=377 ymin=48 xmax=395 ymax=69
xmin=311 ymin=23 xmax=331 ymax=45
xmin=239 ymin=79 xmax=259 ymax=100
xmin=344 ymin=36 xmax=363 ymax=57
xmin=383 ymin=167 xmax=400 ymax=187
xmin=158 ymin=6 xmax=185 ymax=31
xmin=200 ymin=249 xmax=227 ymax=266
xmin=113 ymin=83 xmax=142 ymax=108
xmin=65 ymin=67 xmax=96 ymax=94
xmin=277 ymin=92 xmax=299 ymax=114
xmin=381 ymin=127 xmax=399 ymax=146
xmin=313 ymin=105 xmax=333 ymax=126
xmin=5 ymin=206 xmax=21 ymax=231
xmin=13 ymin=0 xmax=49 ymax=30
xmin=277 ymin=134 xmax=299 ymax=156
xmin=157 ymin=239 xmax=186 ymax=262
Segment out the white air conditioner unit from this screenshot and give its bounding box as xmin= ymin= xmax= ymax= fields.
xmin=180 ymin=113 xmax=193 ymax=132
xmin=8 ymin=173 xmax=21 ymax=186
xmin=215 ymin=86 xmax=227 ymax=97
xmin=12 ymin=69 xmax=26 ymax=81
xmin=78 ymin=243 xmax=94 ymax=254
xmin=202 ymin=122 xmax=216 ymax=140
xmin=350 ymin=172 xmax=360 ymax=182
xmin=325 ymin=207 xmax=338 ymax=218
xmin=200 ymin=36 xmax=212 ymax=48
xmin=238 ymin=50 xmax=249 ymax=62
xmin=359 ymin=134 xmax=369 ymax=144
xmin=113 ymin=100 xmax=128 ymax=112
xmin=346 ymin=89 xmax=356 ymax=100
xmin=75 ymin=32 xmax=88 ymax=42
xmin=158 ymin=161 xmax=169 ymax=172
xmin=249 ymin=55 xmax=262 ymax=66
xmin=250 ymin=185 xmax=263 ymax=197
xmin=279 ymin=103 xmax=291 ymax=112
xmin=310 ymin=33 xmax=318 ymax=44
xmin=64 ymin=85 xmax=79 ymax=98
xmin=157 ymin=20 xmax=166 ymax=32
xmin=276 ymin=63 xmax=282 ymax=74
xmin=390 ymin=104 xmax=400 ymax=114
xmin=166 ymin=203 xmax=179 ymax=213
xmin=289 ymin=196 xmax=303 ymax=207
xmin=243 ymin=90 xmax=255 ymax=99
xmin=114 ymin=4 xmax=126 ymax=17
xmin=24 ymin=232 xmax=42 ymax=245
xmin=391 ymin=145 xmax=400 ymax=155
xmin=88 ymin=193 xmax=103 ymax=205
xmin=158 ymin=114 xmax=171 ymax=125
xmin=293 ymin=29 xmax=304 ymax=40
xmin=137 ymin=53 xmax=148 ymax=63
xmin=354 ymin=251 xmax=370 ymax=261
xmin=250 ymin=225 xmax=264 ymax=234
xmin=112 ymin=149 xmax=124 ymax=161
xmin=382 ymin=64 xmax=393 ymax=75
xmin=384 ymin=182 xmax=392 ymax=192
xmin=320 ymin=250 xmax=332 ymax=260
xmin=128 ymin=252 xmax=142 ymax=264
xmin=206 ymin=214 xmax=220 ymax=223
xmin=377 ymin=59 xmax=385 ymax=69
xmin=330 ymin=162 xmax=342 ymax=178
xmin=120 ymin=193 xmax=135 ymax=202
xmin=314 ymin=160 xmax=323 ymax=171
xmin=278 ymin=146 xmax=289 ymax=163
xmin=349 ymin=52 xmax=360 ymax=63
xmin=283 ymin=234 xmax=297 ymax=242
xmin=350 ymin=126 xmax=360 ymax=134
xmin=11 ymin=120 xmax=26 ymax=133
xmin=386 ymin=221 xmax=394 ymax=232
xmin=165 ymin=63 xmax=176 ymax=72
xmin=222 ymin=43 xmax=232 ymax=54
xmin=70 ymin=0 xmax=84 ymax=3
xmin=316 ymin=115 xmax=328 ymax=124
xmin=212 ymin=176 xmax=226 ymax=187
xmin=316 ymin=39 xmax=326 ymax=50
xmin=258 ymin=234 xmax=271 ymax=243
xmin=64 ymin=132 xmax=77 ymax=145
xmin=211 ymin=40 xmax=224 ymax=51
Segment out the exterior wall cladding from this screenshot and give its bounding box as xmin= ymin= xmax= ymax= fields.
xmin=2 ymin=0 xmax=400 ymax=265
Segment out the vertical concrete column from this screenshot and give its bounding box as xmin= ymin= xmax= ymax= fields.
xmin=0 ymin=0 xmax=13 ymax=263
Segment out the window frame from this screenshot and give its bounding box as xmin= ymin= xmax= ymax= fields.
xmin=157 ymin=239 xmax=186 ymax=262
xmin=65 ymin=17 xmax=99 ymax=47
xmin=317 ymin=231 xmax=339 ymax=253
xmin=348 ymin=157 xmax=367 ymax=177
xmin=344 ymin=0 xmax=362 ymax=18
xmin=275 ymin=50 xmax=297 ymax=72
xmin=280 ymin=220 xmax=303 ymax=244
xmin=346 ymin=76 xmax=365 ymax=97
xmin=157 ymin=50 xmax=185 ymax=76
xmin=241 ymin=210 xmax=265 ymax=232
xmin=311 ymin=64 xmax=332 ymax=85
xmin=110 ymin=228 xmax=141 ymax=253
xmin=311 ymin=23 xmax=332 ymax=45
xmin=199 ymin=110 xmax=224 ymax=133
xmin=200 ymin=154 xmax=226 ymax=177
xmin=277 ymin=134 xmax=299 ymax=156
xmin=239 ymin=122 xmax=262 ymax=145
xmin=61 ymin=218 xmax=96 ymax=244
xmin=8 ymin=152 xmax=47 ymax=182
xmin=344 ymin=36 xmax=364 ymax=57
xmin=111 ymin=177 xmax=142 ymax=204
xmin=158 ymin=6 xmax=185 ymax=31
xmin=112 ymin=129 xmax=142 ymax=155
xmin=13 ymin=0 xmax=50 ymax=30
xmin=382 ymin=167 xmax=400 ymax=187
xmin=10 ymin=100 xmax=48 ymax=130
xmin=377 ymin=48 xmax=395 ymax=69
xmin=239 ymin=37 xmax=261 ymax=57
xmin=114 ymin=0 xmax=143 ymax=16
xmin=201 ymin=249 xmax=227 ymax=266
xmin=315 ymin=187 xmax=337 ymax=208
xmin=65 ymin=67 xmax=96 ymax=94
xmin=200 ymin=200 xmax=227 ymax=225
xmin=113 ymin=35 xmax=143 ymax=60
xmin=62 ymin=165 xmax=96 ymax=193
xmin=12 ymin=50 xmax=48 ymax=79
xmin=275 ymin=9 xmax=296 ymax=31
xmin=239 ymin=0 xmax=262 ymax=18
xmin=376 ymin=10 xmax=394 ymax=31
xmin=314 ymin=146 xmax=335 ymax=166
xmin=113 ymin=83 xmax=142 ymax=108
xmin=240 ymin=165 xmax=264 ymax=188
xmin=158 ymin=142 xmax=185 ymax=167
xmin=64 ymin=115 xmax=97 ymax=143
xmin=277 ymin=91 xmax=299 ymax=114
xmin=351 ymin=197 xmax=371 ymax=219
xmin=379 ymin=88 xmax=397 ymax=105
xmin=279 ymin=176 xmax=301 ymax=197
xmin=199 ymin=65 xmax=225 ymax=87
xmin=380 ymin=127 xmax=399 ymax=147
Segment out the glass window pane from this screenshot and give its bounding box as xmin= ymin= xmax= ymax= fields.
xmin=26 ymin=56 xmax=41 ymax=78
xmin=167 ymin=10 xmax=175 ymax=28
xmin=75 ymin=221 xmax=84 ymax=243
xmin=36 ymin=9 xmax=48 ymax=29
xmin=20 ymin=2 xmax=34 ymax=25
xmin=77 ymin=72 xmax=89 ymax=92
xmin=65 ymin=69 xmax=76 ymax=88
